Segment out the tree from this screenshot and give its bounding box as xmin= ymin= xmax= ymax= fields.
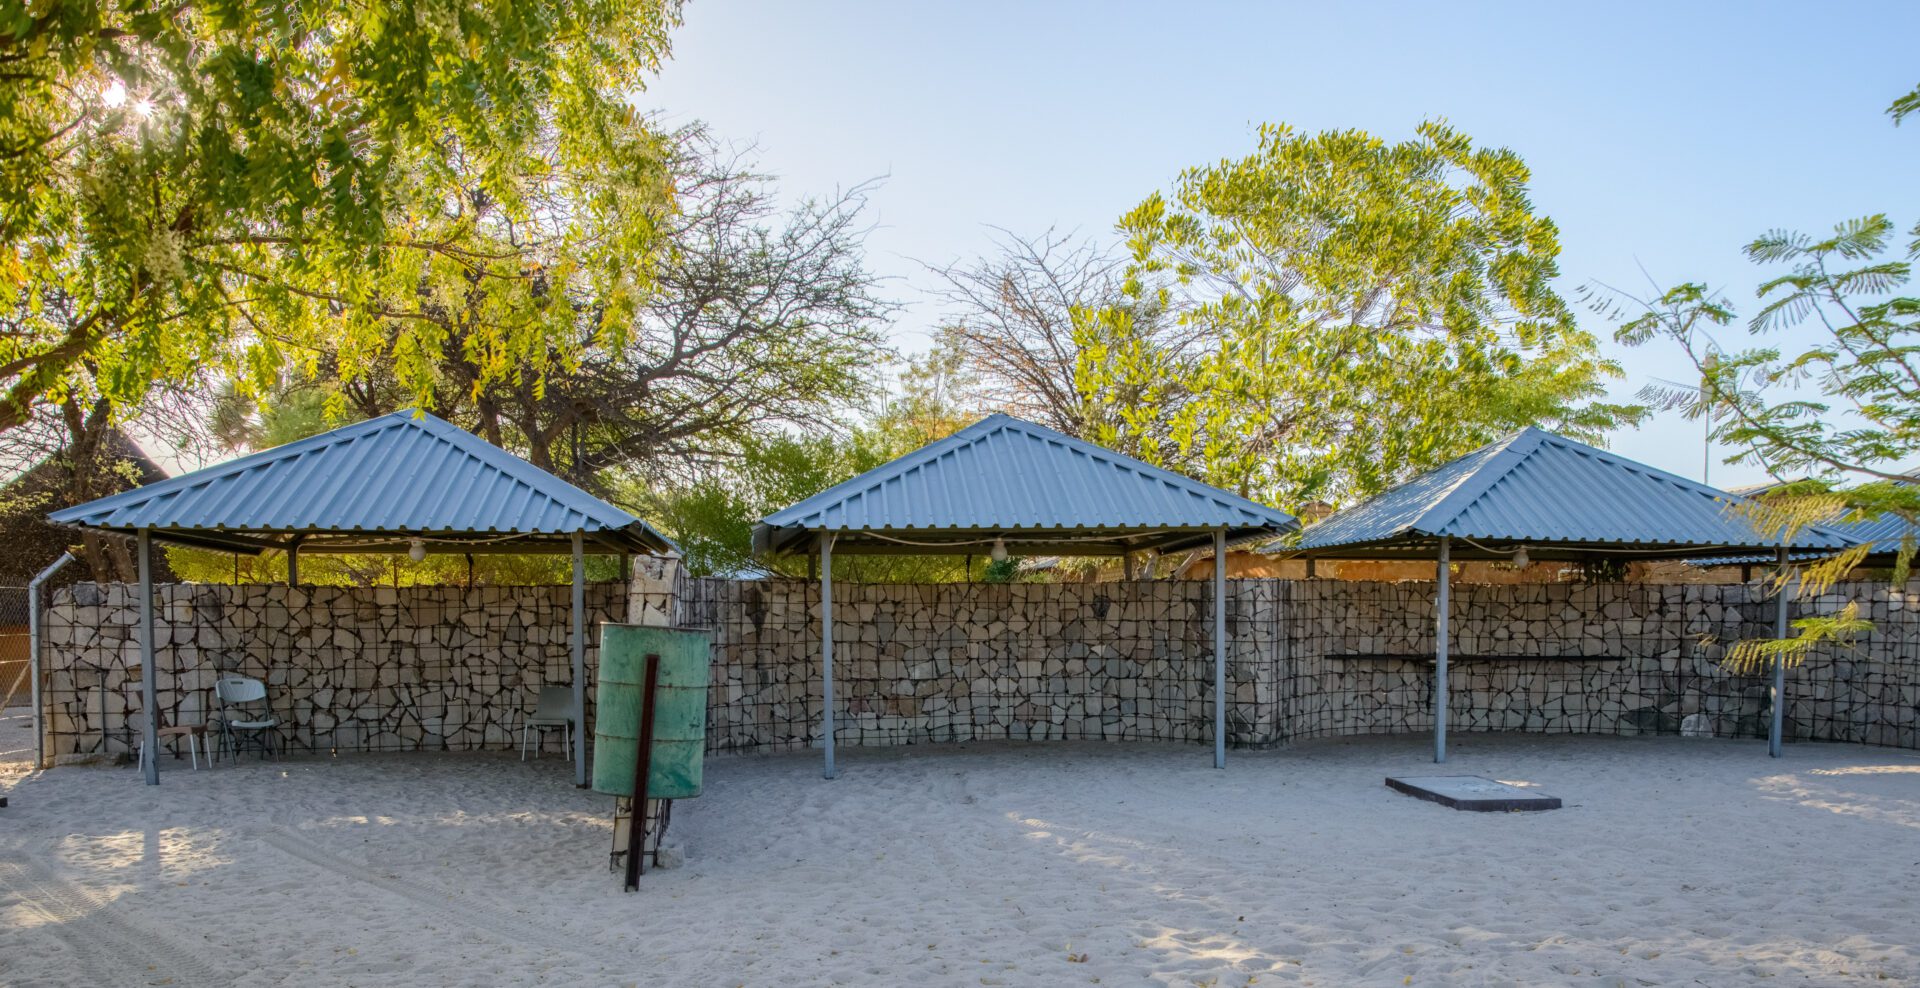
xmin=1891 ymin=83 xmax=1920 ymax=258
xmin=928 ymin=229 xmax=1201 ymax=437
xmin=1 ymin=0 xmax=683 ymax=435
xmin=1080 ymin=121 xmax=1639 ymax=510
xmin=0 ymin=397 xmax=159 ymax=583
xmin=1893 ymin=82 xmax=1920 ymax=126
xmin=240 ymin=128 xmax=891 ymax=490
xmin=0 ymin=347 xmax=226 ymax=582
xmin=1603 ymin=218 xmax=1917 ymax=669
xmin=1602 ymin=89 xmax=1917 ymax=668
xmin=632 ymin=348 xmax=987 ymax=582
xmin=1607 ymin=219 xmax=1920 ymax=557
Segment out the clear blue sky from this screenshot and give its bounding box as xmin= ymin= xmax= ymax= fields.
xmin=641 ymin=1 xmax=1916 ymax=490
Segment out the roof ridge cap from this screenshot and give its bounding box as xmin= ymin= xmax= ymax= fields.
xmin=1000 ymin=416 xmax=1291 ymax=516
xmin=760 ymin=413 xmax=1294 ymax=529
xmin=1532 ymin=430 xmax=1865 ymax=547
xmin=1408 ymin=429 xmax=1543 ymax=536
xmin=760 ymin=414 xmax=1019 ymax=526
xmin=401 ymin=411 xmax=637 ymax=523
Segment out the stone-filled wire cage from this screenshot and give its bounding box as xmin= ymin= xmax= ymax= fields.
xmin=37 ymin=582 xmax=626 ymax=761
xmin=29 ymin=575 xmax=1920 ymax=764
xmin=1770 ymin=586 xmax=1920 ymax=749
xmin=1280 ymin=579 xmax=1920 ymax=750
xmin=678 ymin=578 xmax=1285 ymax=754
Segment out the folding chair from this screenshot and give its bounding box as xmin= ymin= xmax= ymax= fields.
xmin=214 ymin=675 xmax=280 ymax=762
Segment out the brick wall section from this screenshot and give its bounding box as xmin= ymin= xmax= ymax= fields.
xmin=36 ymin=577 xmax=1920 ymax=765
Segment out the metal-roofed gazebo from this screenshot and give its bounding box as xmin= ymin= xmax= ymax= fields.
xmin=754 ymin=413 xmax=1298 ymax=776
xmin=1690 ymin=488 xmax=1920 ymax=572
xmin=50 ymin=410 xmax=674 ymax=785
xmin=1286 ymin=427 xmax=1856 ymax=762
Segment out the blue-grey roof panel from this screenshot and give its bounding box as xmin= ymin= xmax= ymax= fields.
xmin=1824 ymin=511 xmax=1918 ymax=549
xmin=1691 ymin=505 xmax=1919 ymax=566
xmin=48 ymin=411 xmax=673 ymax=552
xmin=758 ymin=413 xmax=1296 ymax=547
xmin=1296 ymin=428 xmax=1855 ymax=553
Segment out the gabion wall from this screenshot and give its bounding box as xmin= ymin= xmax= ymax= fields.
xmin=679 ymin=579 xmax=1285 ymax=753
xmin=682 ymin=577 xmax=1919 ymax=754
xmin=39 ymin=582 xmax=625 ymax=761
xmin=36 ymin=576 xmax=1920 ymax=766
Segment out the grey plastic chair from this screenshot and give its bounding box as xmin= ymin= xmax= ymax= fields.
xmin=521 ymin=685 xmax=575 ymax=762
xmin=214 ymin=675 xmax=280 ymax=763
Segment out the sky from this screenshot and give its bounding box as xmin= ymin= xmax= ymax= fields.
xmin=638 ymin=0 xmax=1917 ymax=491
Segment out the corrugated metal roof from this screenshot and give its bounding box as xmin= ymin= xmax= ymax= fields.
xmin=1818 ymin=511 xmax=1916 ymax=551
xmin=1692 ymin=505 xmax=1919 ymax=566
xmin=755 ymin=413 xmax=1296 ymax=555
xmin=1294 ymin=427 xmax=1856 ymax=556
xmin=48 ymin=411 xmax=673 ymax=554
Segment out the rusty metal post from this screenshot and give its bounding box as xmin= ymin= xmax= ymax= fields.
xmin=622 ymin=652 xmax=660 ymax=892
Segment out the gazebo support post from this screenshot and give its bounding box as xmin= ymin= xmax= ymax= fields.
xmin=1434 ymin=535 xmax=1451 ymax=764
xmin=137 ymin=528 xmax=159 ymax=785
xmin=286 ymin=535 xmax=302 ymax=586
xmin=1212 ymin=528 xmax=1227 ymax=769
xmin=571 ymin=531 xmax=588 ymax=787
xmin=1770 ymin=545 xmax=1789 ymax=758
xmin=29 ymin=552 xmax=77 ymax=771
xmin=820 ymin=531 xmax=836 ymax=780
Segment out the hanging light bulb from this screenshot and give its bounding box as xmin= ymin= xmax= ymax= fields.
xmin=1511 ymin=545 xmax=1530 ymax=569
xmin=989 ymin=537 xmax=1009 ymax=563
xmin=409 ymin=538 xmax=427 ymax=562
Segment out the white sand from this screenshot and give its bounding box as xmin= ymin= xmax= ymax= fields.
xmin=3 ymin=734 xmax=1918 ymax=987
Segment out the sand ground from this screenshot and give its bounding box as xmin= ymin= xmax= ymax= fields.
xmin=2 ymin=733 xmax=1917 ymax=987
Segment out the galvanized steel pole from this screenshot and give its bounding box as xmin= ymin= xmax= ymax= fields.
xmin=572 ymin=532 xmax=588 ymax=787
xmin=28 ymin=553 xmax=76 ymax=770
xmin=138 ymin=529 xmax=160 ymax=785
xmin=1213 ymin=528 xmax=1227 ymax=769
xmin=1434 ymin=536 xmax=1451 ymax=764
xmin=1770 ymin=546 xmax=1789 ymax=758
xmin=820 ymin=531 xmax=837 ymax=780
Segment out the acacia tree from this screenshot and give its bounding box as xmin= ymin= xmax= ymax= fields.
xmin=233 ymin=129 xmax=893 ymax=490
xmin=0 ymin=0 xmax=683 ymax=435
xmin=1604 ymin=87 xmax=1917 ymax=667
xmin=927 ymin=229 xmax=1200 ymax=441
xmin=0 ymin=395 xmax=145 ymax=581
xmin=456 ymin=133 xmax=892 ymax=483
xmin=1078 ymin=121 xmax=1639 ymax=510
xmin=631 ymin=346 xmax=986 ymax=582
xmin=1607 ymin=219 xmax=1917 ymax=660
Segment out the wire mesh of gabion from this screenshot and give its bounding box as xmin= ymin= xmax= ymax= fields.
xmin=30 ymin=576 xmax=1920 ymax=765
xmin=678 ymin=577 xmax=1268 ymax=754
xmin=35 ymin=582 xmax=625 ymax=761
xmin=1278 ymin=578 xmax=1920 ymax=750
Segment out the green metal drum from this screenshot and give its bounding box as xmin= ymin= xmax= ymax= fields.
xmin=592 ymin=624 xmax=712 ymax=799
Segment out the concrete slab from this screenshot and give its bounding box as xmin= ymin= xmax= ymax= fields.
xmin=1385 ymin=775 xmax=1561 ymax=812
